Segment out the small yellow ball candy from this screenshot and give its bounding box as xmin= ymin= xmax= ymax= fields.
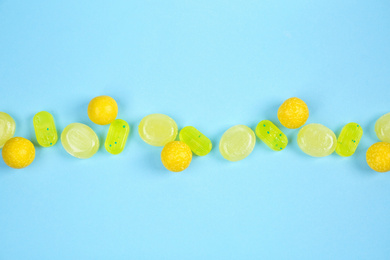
xmin=366 ymin=142 xmax=390 ymax=172
xmin=2 ymin=137 xmax=35 ymax=169
xmin=277 ymin=97 xmax=309 ymax=129
xmin=161 ymin=141 xmax=192 ymax=172
xmin=88 ymin=95 xmax=118 ymax=125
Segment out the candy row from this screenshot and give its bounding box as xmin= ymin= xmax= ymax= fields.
xmin=1 ymin=96 xmax=390 ymax=172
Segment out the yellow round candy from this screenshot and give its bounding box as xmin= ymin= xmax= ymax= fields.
xmin=161 ymin=141 xmax=192 ymax=172
xmin=2 ymin=137 xmax=35 ymax=169
xmin=88 ymin=95 xmax=118 ymax=125
xmin=277 ymin=97 xmax=309 ymax=129
xmin=366 ymin=142 xmax=390 ymax=172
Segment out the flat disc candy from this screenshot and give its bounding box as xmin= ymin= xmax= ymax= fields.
xmin=297 ymin=123 xmax=336 ymax=157
xmin=61 ymin=123 xmax=99 ymax=159
xmin=375 ymin=112 xmax=390 ymax=143
xmin=335 ymin=123 xmax=363 ymax=157
xmin=138 ymin=114 xmax=178 ymax=146
xmin=219 ymin=125 xmax=256 ymax=162
xmin=33 ymin=111 xmax=58 ymax=147
xmin=0 ymin=112 xmax=16 ymax=149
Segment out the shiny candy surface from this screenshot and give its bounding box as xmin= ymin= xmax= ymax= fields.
xmin=375 ymin=112 xmax=390 ymax=143
xmin=33 ymin=111 xmax=58 ymax=147
xmin=179 ymin=126 xmax=212 ymax=156
xmin=161 ymin=141 xmax=192 ymax=172
xmin=219 ymin=125 xmax=256 ymax=162
xmin=277 ymin=97 xmax=309 ymax=129
xmin=0 ymin=112 xmax=16 ymax=149
xmin=61 ymin=123 xmax=99 ymax=159
xmin=255 ymin=120 xmax=288 ymax=151
xmin=335 ymin=123 xmax=363 ymax=157
xmin=105 ymin=119 xmax=130 ymax=155
xmin=366 ymin=142 xmax=390 ymax=172
xmin=88 ymin=95 xmax=118 ymax=125
xmin=297 ymin=123 xmax=336 ymax=157
xmin=138 ymin=114 xmax=178 ymax=146
xmin=2 ymin=137 xmax=35 ymax=169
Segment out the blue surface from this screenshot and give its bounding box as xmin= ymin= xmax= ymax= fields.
xmin=1 ymin=0 xmax=390 ymax=259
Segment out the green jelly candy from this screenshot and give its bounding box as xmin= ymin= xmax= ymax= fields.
xmin=335 ymin=123 xmax=363 ymax=157
xmin=179 ymin=126 xmax=212 ymax=156
xmin=375 ymin=112 xmax=390 ymax=143
xmin=33 ymin=111 xmax=58 ymax=147
xmin=61 ymin=123 xmax=99 ymax=159
xmin=219 ymin=125 xmax=256 ymax=162
xmin=297 ymin=123 xmax=337 ymax=157
xmin=138 ymin=113 xmax=178 ymax=147
xmin=0 ymin=112 xmax=16 ymax=149
xmin=255 ymin=120 xmax=288 ymax=151
xmin=105 ymin=119 xmax=130 ymax=155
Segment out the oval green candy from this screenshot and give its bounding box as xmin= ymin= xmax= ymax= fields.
xmin=255 ymin=120 xmax=288 ymax=151
xmin=179 ymin=126 xmax=212 ymax=156
xmin=33 ymin=111 xmax=58 ymax=147
xmin=105 ymin=119 xmax=130 ymax=155
xmin=335 ymin=123 xmax=363 ymax=157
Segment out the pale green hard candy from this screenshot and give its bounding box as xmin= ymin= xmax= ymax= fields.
xmin=375 ymin=112 xmax=390 ymax=143
xmin=219 ymin=125 xmax=256 ymax=162
xmin=61 ymin=123 xmax=99 ymax=159
xmin=297 ymin=123 xmax=336 ymax=157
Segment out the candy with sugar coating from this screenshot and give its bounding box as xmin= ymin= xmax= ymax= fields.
xmin=161 ymin=141 xmax=192 ymax=172
xmin=335 ymin=123 xmax=363 ymax=157
xmin=138 ymin=114 xmax=178 ymax=146
xmin=61 ymin=123 xmax=99 ymax=159
xmin=105 ymin=119 xmax=130 ymax=154
xmin=277 ymin=97 xmax=309 ymax=129
xmin=88 ymin=95 xmax=118 ymax=125
xmin=0 ymin=112 xmax=15 ymax=149
xmin=219 ymin=125 xmax=256 ymax=161
xmin=33 ymin=111 xmax=58 ymax=147
xmin=366 ymin=142 xmax=390 ymax=172
xmin=255 ymin=120 xmax=288 ymax=151
xmin=179 ymin=126 xmax=212 ymax=156
xmin=297 ymin=123 xmax=336 ymax=157
xmin=375 ymin=112 xmax=390 ymax=143
xmin=2 ymin=137 xmax=35 ymax=169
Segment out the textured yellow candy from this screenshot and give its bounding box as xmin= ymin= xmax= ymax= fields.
xmin=366 ymin=142 xmax=390 ymax=172
xmin=335 ymin=123 xmax=363 ymax=157
xmin=179 ymin=126 xmax=212 ymax=156
xmin=0 ymin=112 xmax=16 ymax=149
xmin=255 ymin=120 xmax=288 ymax=151
xmin=375 ymin=112 xmax=390 ymax=143
xmin=61 ymin=123 xmax=99 ymax=159
xmin=105 ymin=119 xmax=130 ymax=155
xmin=277 ymin=97 xmax=309 ymax=129
xmin=138 ymin=114 xmax=178 ymax=146
xmin=161 ymin=141 xmax=192 ymax=172
xmin=33 ymin=111 xmax=58 ymax=147
xmin=88 ymin=95 xmax=118 ymax=125
xmin=219 ymin=125 xmax=256 ymax=162
xmin=2 ymin=137 xmax=35 ymax=169
xmin=297 ymin=123 xmax=336 ymax=157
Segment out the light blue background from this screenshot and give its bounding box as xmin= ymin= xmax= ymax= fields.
xmin=1 ymin=0 xmax=390 ymax=259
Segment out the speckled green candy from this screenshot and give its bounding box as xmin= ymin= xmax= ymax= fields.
xmin=255 ymin=120 xmax=288 ymax=151
xmin=335 ymin=123 xmax=363 ymax=157
xmin=33 ymin=111 xmax=58 ymax=147
xmin=179 ymin=126 xmax=212 ymax=156
xmin=105 ymin=119 xmax=130 ymax=155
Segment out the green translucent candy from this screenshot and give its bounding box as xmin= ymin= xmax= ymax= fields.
xmin=375 ymin=112 xmax=390 ymax=143
xmin=105 ymin=119 xmax=130 ymax=155
xmin=138 ymin=113 xmax=178 ymax=146
xmin=179 ymin=126 xmax=212 ymax=156
xmin=335 ymin=123 xmax=363 ymax=157
xmin=297 ymin=123 xmax=336 ymax=157
xmin=219 ymin=125 xmax=256 ymax=162
xmin=0 ymin=112 xmax=16 ymax=149
xmin=33 ymin=111 xmax=58 ymax=147
xmin=255 ymin=120 xmax=288 ymax=151
xmin=61 ymin=123 xmax=99 ymax=159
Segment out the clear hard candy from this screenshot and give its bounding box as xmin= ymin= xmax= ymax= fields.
xmin=0 ymin=112 xmax=16 ymax=149
xmin=297 ymin=123 xmax=336 ymax=157
xmin=375 ymin=112 xmax=390 ymax=143
xmin=219 ymin=125 xmax=256 ymax=162
xmin=61 ymin=123 xmax=99 ymax=159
